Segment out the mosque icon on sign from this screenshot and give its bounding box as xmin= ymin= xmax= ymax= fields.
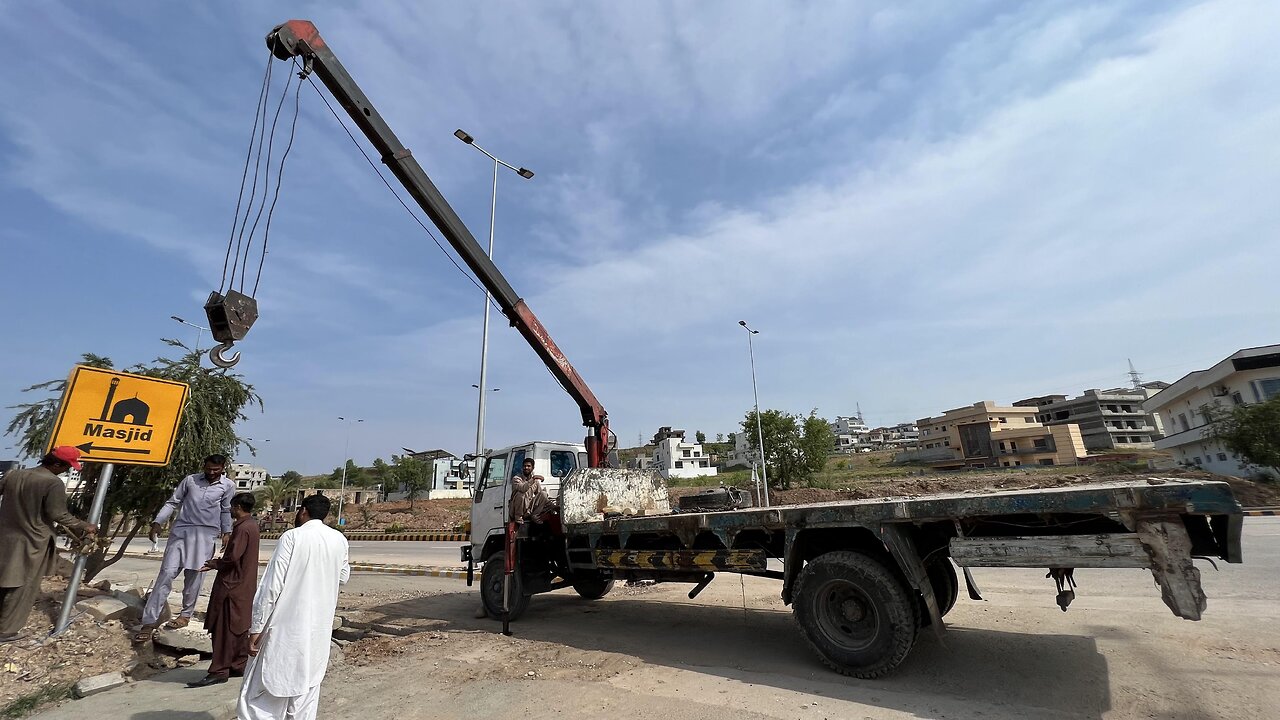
xmin=98 ymin=378 xmax=151 ymax=426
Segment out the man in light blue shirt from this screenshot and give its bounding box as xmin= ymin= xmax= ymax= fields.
xmin=135 ymin=454 xmax=235 ymax=641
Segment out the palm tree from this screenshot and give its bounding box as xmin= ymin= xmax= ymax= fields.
xmin=255 ymin=474 xmax=301 ymax=531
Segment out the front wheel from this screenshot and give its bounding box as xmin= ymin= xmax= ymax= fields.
xmin=792 ymin=551 xmax=918 ymax=678
xmin=480 ymin=551 xmax=529 ymax=621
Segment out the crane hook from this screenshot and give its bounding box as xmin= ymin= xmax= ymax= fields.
xmin=209 ymin=342 xmax=241 ymax=369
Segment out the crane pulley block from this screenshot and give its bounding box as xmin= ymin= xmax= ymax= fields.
xmin=204 ymin=289 xmax=259 ymax=343
xmin=203 ymin=290 xmax=258 ymax=368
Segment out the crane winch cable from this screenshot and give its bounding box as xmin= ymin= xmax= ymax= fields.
xmin=205 ymin=49 xmax=302 ymax=368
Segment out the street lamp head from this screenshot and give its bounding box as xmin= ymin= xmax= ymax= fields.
xmin=454 ymin=129 xmax=474 ymax=144
xmin=170 ymin=315 xmax=184 ymax=323
xmin=517 ymin=167 xmax=534 ymax=179
xmin=738 ymin=320 xmax=746 ymax=327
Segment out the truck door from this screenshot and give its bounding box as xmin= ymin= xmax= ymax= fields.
xmin=545 ymin=448 xmax=579 ymax=499
xmin=470 ymin=453 xmax=510 ymax=551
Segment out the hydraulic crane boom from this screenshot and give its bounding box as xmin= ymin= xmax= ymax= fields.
xmin=266 ymin=20 xmax=611 ymax=467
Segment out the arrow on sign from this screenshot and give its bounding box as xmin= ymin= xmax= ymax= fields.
xmin=75 ymin=442 xmax=150 ymax=455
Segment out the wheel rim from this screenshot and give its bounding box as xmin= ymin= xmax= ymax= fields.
xmin=813 ymin=579 xmax=880 ymax=652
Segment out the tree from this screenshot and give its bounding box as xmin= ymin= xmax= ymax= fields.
xmin=1201 ymin=398 xmax=1280 ymax=479
xmin=716 ymin=433 xmax=724 ymax=443
xmin=4 ymin=342 xmax=261 ymax=581
xmin=255 ymin=473 xmax=301 ymax=531
xmin=5 ymin=353 xmax=114 ymax=457
xmin=391 ymin=454 xmax=432 ymax=508
xmin=695 ymin=430 xmax=706 ymax=444
xmin=742 ymin=409 xmax=834 ymax=490
xmin=371 ymin=457 xmax=390 ymax=486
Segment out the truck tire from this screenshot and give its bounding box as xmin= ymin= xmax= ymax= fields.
xmin=927 ymin=555 xmax=959 ymax=617
xmin=571 ymin=572 xmax=615 ymax=600
xmin=480 ymin=551 xmax=529 ymax=621
xmin=792 ymin=551 xmax=918 ymax=678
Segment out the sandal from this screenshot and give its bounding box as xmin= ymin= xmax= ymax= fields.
xmin=132 ymin=626 xmax=155 ymax=643
xmin=163 ymin=617 xmax=190 ymax=630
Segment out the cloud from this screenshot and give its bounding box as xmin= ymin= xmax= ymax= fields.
xmin=2 ymin=1 xmax=1276 ymax=472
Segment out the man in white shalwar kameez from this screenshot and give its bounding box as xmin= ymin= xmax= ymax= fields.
xmin=238 ymin=493 xmax=350 ymax=720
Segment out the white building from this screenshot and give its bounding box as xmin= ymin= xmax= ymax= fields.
xmin=723 ymin=432 xmax=755 ymax=470
xmin=1144 ymin=344 xmax=1280 ymax=479
xmin=650 ymin=427 xmax=717 ymax=480
xmin=830 ymin=415 xmax=870 ymax=452
xmin=386 ymin=450 xmax=476 ymax=500
xmin=229 ymin=462 xmax=270 ymax=491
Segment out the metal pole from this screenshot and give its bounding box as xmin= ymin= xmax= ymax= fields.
xmin=474 ymin=158 xmax=499 ymax=461
xmin=53 ymin=463 xmax=114 ymax=636
xmin=746 ymin=331 xmax=770 ymax=507
xmin=338 ymin=428 xmax=350 ymax=525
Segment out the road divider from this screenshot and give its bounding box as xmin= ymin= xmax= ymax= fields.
xmin=1243 ymin=507 xmax=1278 ymax=517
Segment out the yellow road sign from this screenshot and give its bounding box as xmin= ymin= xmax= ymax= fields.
xmin=46 ymin=366 xmax=190 ymax=467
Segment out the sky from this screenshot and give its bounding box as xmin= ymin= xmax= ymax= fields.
xmin=1 ymin=1 xmax=1277 ymax=476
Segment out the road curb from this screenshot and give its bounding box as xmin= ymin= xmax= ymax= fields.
xmin=259 ymin=531 xmax=468 ymax=542
xmin=347 ymin=564 xmax=470 ymax=579
xmin=1243 ymin=508 xmax=1278 ymax=517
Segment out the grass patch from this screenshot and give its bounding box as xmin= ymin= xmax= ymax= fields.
xmin=2 ymin=684 xmax=73 ymax=719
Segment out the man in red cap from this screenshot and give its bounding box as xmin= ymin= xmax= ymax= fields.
xmin=0 ymin=446 xmax=97 ymax=642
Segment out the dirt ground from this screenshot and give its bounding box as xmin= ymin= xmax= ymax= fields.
xmin=316 ymin=518 xmax=1280 ymax=719
xmin=673 ymin=467 xmax=1280 ymax=507
xmin=339 ymin=498 xmax=473 ymax=532
xmin=0 ymin=578 xmax=190 ymax=714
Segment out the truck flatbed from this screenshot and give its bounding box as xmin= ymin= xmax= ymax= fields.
xmin=472 ymin=472 xmax=1242 ymax=677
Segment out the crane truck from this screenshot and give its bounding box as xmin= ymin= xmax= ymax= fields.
xmin=264 ymin=20 xmax=1245 ymax=678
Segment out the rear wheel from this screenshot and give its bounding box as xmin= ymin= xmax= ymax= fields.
xmin=927 ymin=555 xmax=959 ymax=617
xmin=571 ymin=572 xmax=615 ymax=600
xmin=480 ymin=551 xmax=529 ymax=621
xmin=792 ymin=551 xmax=918 ymax=678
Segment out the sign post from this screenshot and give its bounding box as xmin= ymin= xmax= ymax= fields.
xmin=46 ymin=366 xmax=189 ymax=636
xmin=52 ymin=463 xmax=114 ymax=636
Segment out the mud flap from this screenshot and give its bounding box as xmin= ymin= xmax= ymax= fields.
xmin=879 ymin=524 xmax=945 ymax=638
xmin=1136 ymin=519 xmax=1207 ymax=620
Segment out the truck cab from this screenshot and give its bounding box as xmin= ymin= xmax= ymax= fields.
xmin=467 ymin=440 xmax=587 ymax=563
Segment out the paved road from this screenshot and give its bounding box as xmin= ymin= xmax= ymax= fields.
xmin=122 ymin=538 xmax=466 ymax=567
xmin=316 ymin=517 xmax=1280 ymax=720
xmin=89 ymin=520 xmax=1279 ymax=719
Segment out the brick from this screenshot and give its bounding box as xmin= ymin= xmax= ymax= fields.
xmin=74 ymin=671 xmax=126 ymax=698
xmin=75 ymin=596 xmax=130 ymax=622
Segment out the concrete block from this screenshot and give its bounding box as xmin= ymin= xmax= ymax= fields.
xmin=332 ymin=615 xmax=343 ymax=630
xmin=370 ymin=622 xmax=419 ymax=637
xmin=337 ymin=614 xmax=372 ymax=630
xmin=74 ymin=671 xmax=126 ymax=698
xmin=332 ymin=626 xmax=367 ymax=642
xmin=114 ymin=589 xmax=145 ymax=614
xmin=75 ymin=596 xmax=130 ymax=622
xmin=153 ymin=628 xmax=213 ymax=656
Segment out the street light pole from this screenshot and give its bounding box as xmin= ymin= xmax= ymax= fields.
xmin=454 ymin=129 xmax=534 ymax=462
xmin=739 ymin=321 xmax=770 ymax=508
xmin=336 ymin=416 xmax=363 ymax=525
xmin=170 ymin=315 xmax=210 ymax=353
